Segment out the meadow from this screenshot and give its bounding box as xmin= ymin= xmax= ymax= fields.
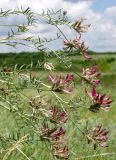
xmin=0 ymin=52 xmax=116 ymax=160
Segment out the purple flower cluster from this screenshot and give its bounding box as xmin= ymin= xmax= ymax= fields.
xmin=87 ymin=125 xmax=109 ymax=149
xmin=82 ymin=66 xmax=100 ymax=86
xmin=90 ymin=88 xmax=112 ymax=112
xmin=41 ymin=107 xmax=69 ymax=159
xmin=50 ymin=106 xmax=68 ymax=124
xmin=49 ymin=73 xmax=74 ymax=94
xmin=64 ymin=36 xmax=92 ymax=60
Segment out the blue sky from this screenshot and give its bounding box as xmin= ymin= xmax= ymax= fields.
xmin=0 ymin=0 xmax=116 ymax=52
xmin=92 ymin=0 xmax=116 ymax=12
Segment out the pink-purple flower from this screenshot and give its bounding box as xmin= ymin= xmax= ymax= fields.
xmin=53 ymin=145 xmax=69 ymax=159
xmin=41 ymin=124 xmax=65 ymax=141
xmin=49 ymin=73 xmax=74 ymax=94
xmin=87 ymin=125 xmax=109 ymax=149
xmin=50 ymin=106 xmax=68 ymax=124
xmin=82 ymin=66 xmax=100 ymax=86
xmin=41 ymin=107 xmax=69 ymax=159
xmin=79 ymin=41 xmax=92 ymax=60
xmin=64 ymin=37 xmax=92 ymax=60
xmin=64 ymin=39 xmax=78 ymax=51
xmin=90 ymin=88 xmax=112 ymax=112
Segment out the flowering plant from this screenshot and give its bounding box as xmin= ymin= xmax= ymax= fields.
xmin=49 ymin=73 xmax=74 ymax=94
xmin=87 ymin=125 xmax=109 ymax=149
xmin=89 ymin=88 xmax=112 ymax=112
xmin=82 ymin=66 xmax=100 ymax=86
xmin=0 ymin=7 xmax=114 ymax=160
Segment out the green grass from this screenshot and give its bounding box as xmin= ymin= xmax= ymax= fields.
xmin=0 ymin=54 xmax=116 ymax=160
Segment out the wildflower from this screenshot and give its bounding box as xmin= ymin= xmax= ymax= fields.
xmin=64 ymin=37 xmax=92 ymax=60
xmin=53 ymin=145 xmax=69 ymax=159
xmin=53 ymin=138 xmax=69 ymax=159
xmin=64 ymin=37 xmax=80 ymax=51
xmin=87 ymin=125 xmax=109 ymax=149
xmin=41 ymin=123 xmax=65 ymax=141
xmin=72 ymin=18 xmax=91 ymax=34
xmin=50 ymin=127 xmax=66 ymax=140
xmin=49 ymin=73 xmax=74 ymax=94
xmin=50 ymin=106 xmax=68 ymax=124
xmin=82 ymin=66 xmax=100 ymax=86
xmin=90 ymin=88 xmax=112 ymax=112
xmin=41 ymin=123 xmax=55 ymax=140
xmin=43 ymin=62 xmax=54 ymax=71
xmin=79 ymin=42 xmax=92 ymax=60
xmin=64 ymin=36 xmax=82 ymax=51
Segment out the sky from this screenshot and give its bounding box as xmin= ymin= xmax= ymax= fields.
xmin=0 ymin=0 xmax=116 ymax=52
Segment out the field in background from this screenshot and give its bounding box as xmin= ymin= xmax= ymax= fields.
xmin=0 ymin=51 xmax=116 ymax=71
xmin=1 ymin=51 xmax=116 ymax=86
xmin=0 ymin=52 xmax=116 ymax=159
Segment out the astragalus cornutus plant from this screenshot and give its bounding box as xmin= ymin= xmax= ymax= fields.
xmin=87 ymin=125 xmax=109 ymax=150
xmin=49 ymin=73 xmax=74 ymax=94
xmin=0 ymin=7 xmax=114 ymax=160
xmin=89 ymin=88 xmax=112 ymax=112
xmin=82 ymin=66 xmax=100 ymax=86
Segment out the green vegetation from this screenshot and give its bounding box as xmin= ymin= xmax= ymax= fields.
xmin=0 ymin=53 xmax=116 ymax=160
xmin=0 ymin=51 xmax=116 ymax=71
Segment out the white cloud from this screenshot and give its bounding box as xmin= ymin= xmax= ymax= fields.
xmin=84 ymin=5 xmax=116 ymax=51
xmin=0 ymin=0 xmax=116 ymax=52
xmin=105 ymin=6 xmax=116 ymax=17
